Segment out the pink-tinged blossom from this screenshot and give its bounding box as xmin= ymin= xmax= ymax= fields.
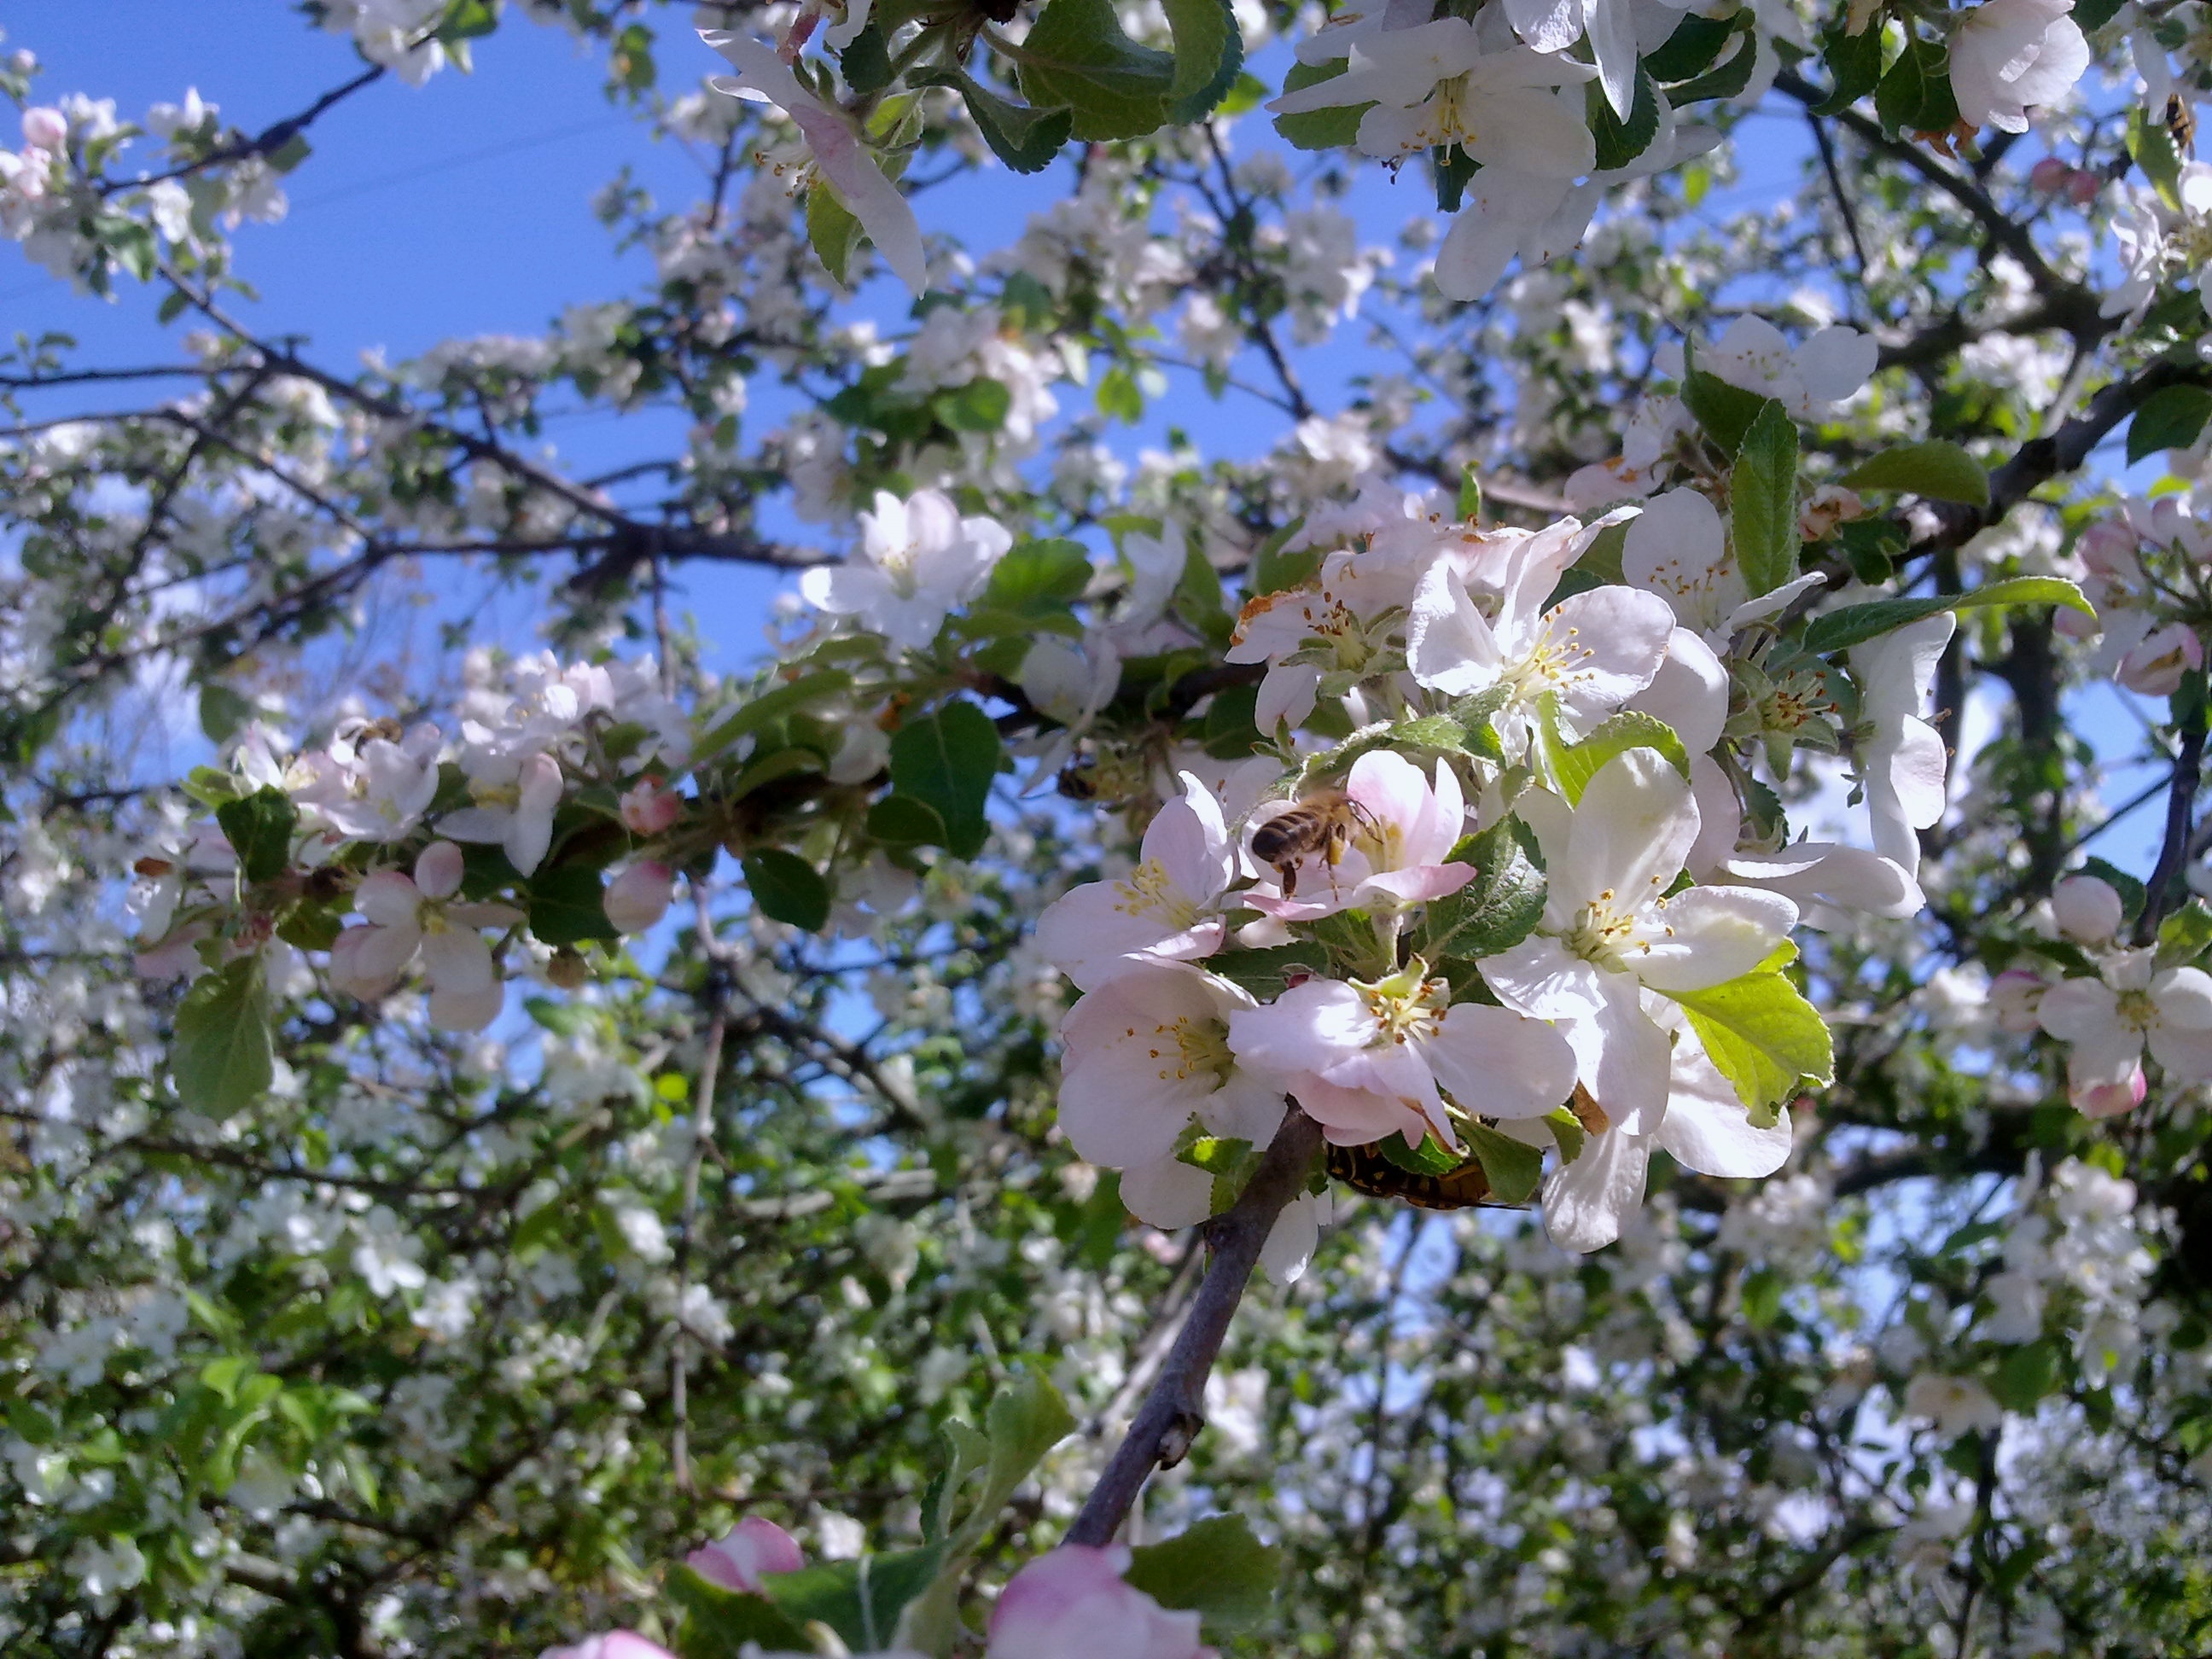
xmin=439 ymin=750 xmax=566 ymax=876
xmin=685 ymin=1516 xmax=804 ymax=1593
xmin=1850 ymin=614 xmax=1955 ymax=880
xmin=604 ymin=861 xmax=676 ymax=935
xmin=987 ymin=1545 xmax=1214 ymax=1659
xmin=1406 ymin=523 xmax=1673 ymax=756
xmin=1481 ymin=752 xmax=1798 ymax=1135
xmin=294 ymin=721 xmax=443 ymax=844
xmin=1621 ymin=487 xmax=1829 ymax=649
xmin=620 ymin=777 xmax=684 ymax=835
xmin=329 ymin=844 xmax=521 ymax=1032
xmin=2116 ymin=620 xmax=2202 ymax=696
xmin=1243 ymin=751 xmax=1474 ymax=922
xmin=1226 ymin=552 xmax=1406 ymax=736
xmin=1225 ymin=968 xmax=1577 ymax=1149
xmin=798 ymin=489 xmax=1010 ymax=653
xmin=20 ymin=108 xmax=67 ymax=153
xmin=539 ymin=1634 xmax=680 ymax=1659
xmin=1035 ymin=774 xmax=1236 ymax=991
xmin=1058 ymin=963 xmax=1286 ymax=1170
xmin=1691 ymin=316 xmax=1879 ymax=422
xmin=1949 ymin=0 xmax=2089 ymax=134
xmin=1990 ymin=967 xmax=2049 ymax=1033
xmin=702 ymin=30 xmax=928 ymax=294
xmin=2035 ymin=951 xmax=2212 ymax=1113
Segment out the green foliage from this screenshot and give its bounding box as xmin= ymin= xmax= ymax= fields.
xmin=670 ymin=1567 xmax=811 ymax=1657
xmin=1272 ymin=59 xmax=1367 ymax=150
xmin=1670 ymin=944 xmax=1835 ymax=1124
xmin=528 ymin=864 xmax=620 ymax=945
xmin=1588 ymin=73 xmax=1659 ymax=171
xmin=913 ymin=70 xmax=1074 ymax=174
xmin=1801 ymin=577 xmax=2093 ymax=656
xmin=1417 ymin=819 xmax=1546 ymax=962
xmin=1538 ymin=707 xmax=1691 ymax=807
xmin=1731 ymin=400 xmax=1800 ymax=598
xmin=1841 ymin=440 xmax=1992 ymax=505
xmin=888 ymin=702 xmax=1002 ymax=859
xmin=1163 ymin=0 xmax=1243 ymax=122
xmin=1016 ymin=0 xmax=1178 ymax=141
xmin=215 ymin=787 xmax=299 ymax=884
xmin=806 ymin=178 xmax=867 ymax=290
xmin=695 ymin=671 xmax=854 ymax=766
xmin=172 ymin=955 xmax=273 ymax=1114
xmin=2128 ymin=384 xmax=2212 ymax=463
xmin=742 ymin=849 xmax=832 ymax=931
xmin=1463 ymin=1123 xmax=1545 ymax=1204
xmin=1124 ymin=1514 xmax=1284 ymax=1633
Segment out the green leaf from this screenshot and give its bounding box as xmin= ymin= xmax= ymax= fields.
xmin=275 ymin=901 xmax=342 ymax=952
xmin=1841 ymin=439 xmax=1992 ymax=504
xmin=806 ymin=175 xmax=867 ymax=289
xmin=1874 ymin=36 xmax=1956 ymax=137
xmin=1096 ymin=363 xmax=1144 ymax=423
xmin=1812 ymin=20 xmax=1885 ymax=115
xmin=527 ymin=865 xmax=620 ymax=946
xmin=1587 ymin=73 xmax=1659 ymax=172
xmin=764 ymin=1545 xmax=947 ymax=1654
xmin=1668 ymin=27 xmax=1757 ymax=103
xmin=1990 ymin=1339 xmax=2061 ymax=1412
xmin=198 ymin=683 xmax=254 ymax=744
xmin=889 ymin=702 xmax=1002 ymax=860
xmin=173 ymin=956 xmax=273 ymax=1115
xmin=2131 ymin=102 xmax=2185 ymax=207
xmin=2073 ymin=0 xmax=2125 ymax=26
xmin=1800 ymin=577 xmax=2094 ymax=655
xmin=987 ymin=538 xmax=1093 ymax=609
xmin=1015 ymin=0 xmax=1176 ymax=141
xmin=1540 ymin=707 xmax=1692 ymax=808
xmin=729 ymin=744 xmax=825 ymax=801
xmin=1680 ymin=367 xmax=1775 ymax=455
xmin=1644 ymin=13 xmax=1734 ymax=81
xmin=868 ymin=793 xmax=951 ymax=848
xmin=1199 ymin=682 xmax=1264 ymax=758
xmin=695 ymin=670 xmax=853 ymax=765
xmin=2157 ymin=899 xmax=2212 ymax=967
xmin=1730 ymin=400 xmax=1800 ymax=598
xmin=215 ymin=786 xmax=298 ymax=884
xmin=2081 ymin=856 xmax=2146 ymax=923
xmin=1272 ymin=58 xmax=1369 ymax=150
xmin=1247 ymin=517 xmax=1317 ymax=597
xmin=2127 ymin=383 xmax=2212 ymax=463
xmin=1376 ymin=1132 xmax=1464 ymax=1177
xmin=742 ymin=849 xmax=831 ymax=932
xmin=1668 ymin=943 xmax=1834 ymax=1124
xmin=935 ymin=375 xmax=1014 ymax=433
xmin=1204 ymin=940 xmax=1332 ymax=999
xmin=1173 ymin=538 xmax=1233 ymax=649
xmin=1163 ymin=0 xmax=1243 ymax=121
xmin=670 ymin=1565 xmax=812 ymax=1659
xmin=1125 ymin=1515 xmax=1283 ymax=1634
xmin=916 ymin=68 xmax=1075 ymax=173
xmin=1417 ymin=819 xmax=1545 ymax=962
xmin=840 ymin=21 xmax=896 ymax=96
xmin=1742 ymin=1266 xmax=1784 ymax=1329
xmin=1463 ymin=1122 xmax=1544 ymax=1206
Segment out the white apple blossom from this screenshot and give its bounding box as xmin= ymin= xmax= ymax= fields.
xmin=1243 ymin=750 xmax=1475 ymax=922
xmin=439 ymin=750 xmax=566 ymax=877
xmin=329 ymin=844 xmax=522 ymax=1032
xmin=1480 ymin=752 xmax=1798 ymax=1133
xmin=1621 ymin=487 xmax=1829 ymax=649
xmin=1034 ymin=773 xmax=1236 ymax=989
xmin=1902 ymin=1372 xmax=2005 ymax=1437
xmin=1948 ymin=0 xmax=2090 ymax=135
xmin=1850 ymin=614 xmax=1956 ymax=880
xmin=2035 ymin=951 xmax=2212 ymax=1114
xmin=799 ymin=488 xmax=1011 ymax=652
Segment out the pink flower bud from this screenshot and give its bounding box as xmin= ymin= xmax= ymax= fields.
xmin=414 ymin=839 xmax=466 ymax=899
xmin=20 ymin=107 xmax=66 ymax=152
xmin=2116 ymin=621 xmax=2203 ymax=697
xmin=603 ymin=861 xmax=675 ymax=935
xmin=987 ymin=1545 xmax=1213 ymax=1659
xmin=684 ymin=1517 xmax=805 ymax=1594
xmin=1988 ymin=969 xmax=2046 ymax=1034
xmin=2028 ymin=156 xmax=2069 ymax=195
xmin=2052 ymin=605 xmax=2101 ymax=643
xmin=2050 ymin=874 xmax=2123 ymax=944
xmin=2072 ymin=1063 xmax=2146 ymax=1120
xmin=619 ymin=777 xmax=683 ymax=835
xmin=2075 ymin=521 xmax=2141 ymax=582
xmin=2064 ymin=168 xmax=2102 ymax=207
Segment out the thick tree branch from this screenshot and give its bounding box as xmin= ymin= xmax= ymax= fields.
xmin=1066 ymin=1107 xmax=1324 ymax=1546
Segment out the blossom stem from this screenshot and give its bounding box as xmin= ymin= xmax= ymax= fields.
xmin=2139 ymin=712 xmax=2206 ymax=942
xmin=1065 ymin=1106 xmax=1324 ymax=1546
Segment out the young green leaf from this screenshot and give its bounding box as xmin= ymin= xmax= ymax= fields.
xmin=1539 ymin=707 xmax=1691 ymax=807
xmin=1463 ymin=1122 xmax=1544 ymax=1205
xmin=1417 ymin=818 xmax=1545 ymax=962
xmin=1164 ymin=0 xmax=1243 ymax=122
xmin=1668 ymin=944 xmax=1833 ymax=1124
xmin=215 ymin=786 xmax=299 ymax=885
xmin=1730 ymin=399 xmax=1800 ymax=598
xmin=1799 ymin=576 xmax=2093 ymax=656
xmin=889 ymin=702 xmax=1002 ymax=859
xmin=2126 ymin=383 xmax=2212 ymax=464
xmin=911 ymin=69 xmax=1073 ymax=174
xmin=1124 ymin=1515 xmax=1284 ymax=1633
xmin=528 ymin=865 xmax=620 ymax=946
xmin=763 ymin=1545 xmax=947 ymax=1654
xmin=806 ymin=178 xmax=867 ymax=289
xmin=741 ymin=849 xmax=831 ymax=931
xmin=1840 ymin=440 xmax=1991 ymax=505
xmin=669 ymin=1565 xmax=812 ymax=1659
xmin=173 ymin=955 xmax=274 ymax=1115
xmin=1015 ymin=0 xmax=1176 ymax=141
xmin=1272 ymin=59 xmax=1368 ymax=150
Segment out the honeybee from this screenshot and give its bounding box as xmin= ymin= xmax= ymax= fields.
xmin=1249 ymin=789 xmax=1377 ymax=897
xmin=2169 ymin=93 xmax=2197 ymax=158
xmin=1326 ymin=1139 xmax=1503 ymax=1211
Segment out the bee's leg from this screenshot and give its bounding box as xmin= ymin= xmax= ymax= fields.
xmin=1278 ymin=859 xmax=1298 ymax=898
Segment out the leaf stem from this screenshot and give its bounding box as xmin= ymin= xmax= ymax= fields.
xmin=1064 ymin=1106 xmax=1324 ymax=1546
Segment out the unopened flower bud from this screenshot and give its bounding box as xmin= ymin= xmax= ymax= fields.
xmin=7 ymin=51 xmax=37 ymax=76
xmin=20 ymin=107 xmax=66 ymax=151
xmin=2028 ymin=156 xmax=2070 ymax=195
xmin=2072 ymin=1063 xmax=2146 ymax=1120
xmin=684 ymin=1517 xmax=804 ymax=1594
xmin=545 ymin=948 xmax=591 ymax=989
xmin=2116 ymin=620 xmax=2203 ymax=697
xmin=603 ymin=860 xmax=675 ymax=935
xmin=2052 ymin=604 xmax=2102 ymax=642
xmin=619 ymin=777 xmax=683 ymax=835
xmin=414 ymin=839 xmax=466 ymax=899
xmin=2050 ymin=874 xmax=2122 ymax=944
xmin=2075 ymin=521 xmax=2140 ymax=581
